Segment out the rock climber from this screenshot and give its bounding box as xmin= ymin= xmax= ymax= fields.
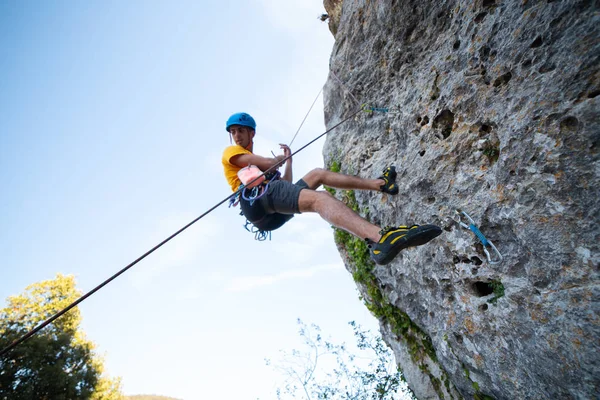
xmin=222 ymin=112 xmax=442 ymax=265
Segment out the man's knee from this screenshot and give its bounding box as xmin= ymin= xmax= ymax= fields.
xmin=305 ymin=167 xmax=325 ymax=179
xmin=298 ymin=188 xmax=333 ymax=212
xmin=303 ymin=168 xmax=327 ymax=188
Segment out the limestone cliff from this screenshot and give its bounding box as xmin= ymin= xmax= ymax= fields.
xmin=321 ymin=1 xmax=599 ymax=399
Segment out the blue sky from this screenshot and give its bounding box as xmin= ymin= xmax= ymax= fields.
xmin=1 ymin=1 xmax=385 ymax=398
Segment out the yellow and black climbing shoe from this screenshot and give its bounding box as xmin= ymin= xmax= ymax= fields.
xmin=366 ymin=224 xmax=442 ymax=265
xmin=379 ymin=166 xmax=399 ymax=195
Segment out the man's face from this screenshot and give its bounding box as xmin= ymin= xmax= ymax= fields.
xmin=229 ymin=125 xmax=254 ymax=149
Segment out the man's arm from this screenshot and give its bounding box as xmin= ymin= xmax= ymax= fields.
xmin=230 ymin=153 xmax=285 ymax=172
xmin=280 ymin=144 xmax=292 ymax=182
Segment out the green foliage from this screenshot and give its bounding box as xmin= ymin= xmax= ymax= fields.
xmin=267 ymin=319 xmax=416 ymax=400
xmin=328 ymin=159 xmax=341 ymax=173
xmin=331 ymin=191 xmax=452 ymax=398
xmin=0 ymin=274 xmax=123 ymax=400
xmin=482 ymin=146 xmax=499 ymax=164
xmin=125 ymin=396 xmax=182 ymax=400
xmin=325 ymin=158 xmax=342 ymax=195
xmin=333 ymin=223 xmax=438 ymax=367
xmin=463 ymin=364 xmax=495 ymax=400
xmin=488 ymin=280 xmax=505 ymax=304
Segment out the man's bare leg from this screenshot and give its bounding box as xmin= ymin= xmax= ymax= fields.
xmin=297 ymin=170 xmax=441 ymax=265
xmin=302 ymin=168 xmax=384 ymax=191
xmin=298 ymin=189 xmax=381 ymax=241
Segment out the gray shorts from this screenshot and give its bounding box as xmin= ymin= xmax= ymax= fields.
xmin=240 ymin=179 xmax=309 ymax=231
xmin=261 ymin=179 xmax=309 ymax=214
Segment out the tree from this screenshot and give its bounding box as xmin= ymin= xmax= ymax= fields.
xmin=267 ymin=320 xmax=416 ymax=400
xmin=0 ymin=274 xmax=123 ymax=400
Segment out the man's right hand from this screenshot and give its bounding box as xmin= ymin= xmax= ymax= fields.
xmin=273 ymin=155 xmax=287 ymax=168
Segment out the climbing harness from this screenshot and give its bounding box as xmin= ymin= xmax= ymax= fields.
xmin=455 ymin=209 xmax=503 ymax=264
xmin=240 ymin=171 xmax=283 ymax=241
xmin=241 ymin=170 xmax=280 ymax=204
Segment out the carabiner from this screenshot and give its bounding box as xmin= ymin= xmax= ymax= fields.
xmin=455 ymin=209 xmax=503 ymax=264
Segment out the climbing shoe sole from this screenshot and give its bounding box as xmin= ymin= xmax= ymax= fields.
xmin=369 ymin=224 xmax=442 ymax=265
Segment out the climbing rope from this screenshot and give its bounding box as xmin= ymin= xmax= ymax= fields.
xmin=3 ymin=63 xmax=408 ymax=357
xmin=455 ymin=209 xmax=503 ymax=264
xmin=289 ymin=87 xmax=323 ymax=147
xmin=0 ymin=103 xmax=366 ymax=358
xmin=330 ymin=69 xmax=361 ymax=106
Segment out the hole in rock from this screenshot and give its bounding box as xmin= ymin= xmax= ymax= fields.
xmin=433 ymin=109 xmax=455 ymax=139
xmin=474 ymin=12 xmax=487 ymax=23
xmin=493 ymin=71 xmax=512 ymax=87
xmin=480 ymin=45 xmax=491 ymax=60
xmin=522 ymin=59 xmax=532 ymax=68
xmin=417 ymin=116 xmax=422 ymax=123
xmin=480 ymin=124 xmax=492 ymax=134
xmin=473 ymin=281 xmax=495 ymax=297
xmin=453 ymin=40 xmax=460 ymax=50
xmin=471 ymin=267 xmax=479 ymax=275
xmin=588 ymin=89 xmax=600 ymax=98
xmin=530 ymin=36 xmax=543 ymax=48
xmin=560 ymin=116 xmax=579 ymax=132
xmin=421 ymin=115 xmax=430 ymax=125
xmin=482 ymin=0 xmax=496 ymax=7
xmin=419 ymin=150 xmax=426 ymax=157
xmin=509 ymin=170 xmax=516 ymax=176
xmin=454 ymin=255 xmax=472 ymax=264
xmin=539 ymin=63 xmax=556 ymax=74
xmin=427 ymin=196 xmax=436 ymax=204
xmin=479 ymin=304 xmax=489 ymax=311
xmin=471 ymin=256 xmax=483 ymax=265
xmin=454 ymin=333 xmax=463 ymax=343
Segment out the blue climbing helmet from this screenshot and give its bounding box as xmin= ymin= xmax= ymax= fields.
xmin=226 ymin=112 xmax=256 ymax=132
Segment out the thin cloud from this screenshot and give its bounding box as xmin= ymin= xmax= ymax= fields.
xmin=225 ymin=263 xmax=344 ymax=292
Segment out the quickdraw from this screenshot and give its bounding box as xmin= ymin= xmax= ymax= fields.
xmin=361 ymin=103 xmax=401 ymax=114
xmin=244 ymin=220 xmax=271 ymax=241
xmin=455 ymin=209 xmax=503 ymax=264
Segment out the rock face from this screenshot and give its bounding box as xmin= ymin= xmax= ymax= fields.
xmin=322 ymin=1 xmax=599 ymax=399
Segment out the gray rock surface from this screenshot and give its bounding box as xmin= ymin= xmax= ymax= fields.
xmin=322 ymin=0 xmax=599 ymax=399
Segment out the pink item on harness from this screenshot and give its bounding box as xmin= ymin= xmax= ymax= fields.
xmin=237 ymin=165 xmax=265 ymax=188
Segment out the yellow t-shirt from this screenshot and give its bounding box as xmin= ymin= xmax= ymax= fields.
xmin=222 ymin=145 xmax=253 ymax=191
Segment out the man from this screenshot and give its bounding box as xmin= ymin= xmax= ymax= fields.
xmin=222 ymin=112 xmax=441 ymax=265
